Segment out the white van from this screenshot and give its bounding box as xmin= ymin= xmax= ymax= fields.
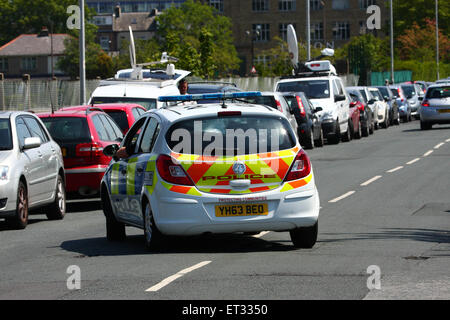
xmin=89 ymin=67 xmax=190 ymax=110
xmin=275 ymin=61 xmax=351 ymax=144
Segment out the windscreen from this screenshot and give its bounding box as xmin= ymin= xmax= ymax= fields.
xmin=103 ymin=110 xmax=128 ymax=132
xmin=370 ymin=90 xmax=383 ymax=101
xmin=166 ymin=116 xmax=295 ymax=156
xmin=277 ymin=80 xmax=330 ymax=99
xmin=426 ymin=86 xmax=450 ymax=99
xmin=41 ymin=117 xmax=91 ymax=144
xmin=91 ymin=97 xmax=156 ymax=110
xmin=391 ymin=89 xmax=399 ymax=98
xmin=0 ymin=119 xmax=12 ymax=150
xmin=377 ymin=87 xmax=389 ymax=98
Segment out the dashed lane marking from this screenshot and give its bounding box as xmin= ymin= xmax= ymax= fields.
xmin=361 ymin=175 xmax=382 ymax=186
xmin=145 ymin=261 xmax=212 ymax=292
xmin=387 ymin=166 xmax=404 ymax=173
xmin=406 ymin=158 xmax=421 ymax=165
xmin=434 ymin=142 xmax=445 ymax=149
xmin=423 ymin=150 xmax=433 ymax=157
xmin=329 ymin=191 xmax=356 ymax=203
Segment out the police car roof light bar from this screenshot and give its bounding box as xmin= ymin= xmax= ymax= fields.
xmin=158 ymin=91 xmax=262 ymax=102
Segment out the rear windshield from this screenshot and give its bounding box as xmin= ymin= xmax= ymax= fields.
xmin=91 ymin=97 xmax=156 ymax=110
xmin=277 ymin=80 xmax=330 ymax=99
xmin=104 ymin=110 xmax=128 ymax=132
xmin=242 ymin=96 xmax=277 ymax=109
xmin=41 ymin=117 xmax=91 ymax=144
xmin=401 ymin=85 xmax=416 ymax=97
xmin=0 ymin=119 xmax=12 ymax=150
xmin=166 ymin=116 xmax=296 ymax=156
xmin=426 ymin=86 xmax=450 ymax=99
xmin=391 ymin=89 xmax=399 ymax=98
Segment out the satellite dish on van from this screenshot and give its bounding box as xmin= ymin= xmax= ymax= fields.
xmin=287 ymin=24 xmax=298 ymax=67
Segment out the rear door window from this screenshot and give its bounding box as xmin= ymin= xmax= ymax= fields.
xmin=92 ymin=115 xmax=109 ymax=141
xmin=104 ymin=115 xmax=124 ymax=140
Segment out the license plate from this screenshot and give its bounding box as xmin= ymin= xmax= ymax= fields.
xmin=215 ymin=203 xmax=268 ymax=217
xmin=62 ymin=147 xmax=67 ymax=157
xmin=438 ymin=109 xmax=450 ymax=113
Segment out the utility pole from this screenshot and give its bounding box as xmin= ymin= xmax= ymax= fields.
xmin=306 ymin=0 xmax=311 ymax=61
xmin=435 ymin=0 xmax=440 ymax=80
xmin=79 ymin=0 xmax=86 ymax=105
xmin=390 ymin=0 xmax=394 ymax=84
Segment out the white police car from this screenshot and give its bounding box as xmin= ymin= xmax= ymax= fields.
xmin=100 ymin=92 xmax=320 ymax=250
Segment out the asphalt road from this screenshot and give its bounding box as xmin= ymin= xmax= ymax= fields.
xmin=0 ymin=120 xmax=449 ymax=301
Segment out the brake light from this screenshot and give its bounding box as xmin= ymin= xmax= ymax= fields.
xmin=156 ymin=154 xmax=193 ymax=186
xmin=310 ymin=64 xmax=321 ymax=67
xmin=357 ymin=102 xmax=365 ymax=112
xmin=421 ymin=100 xmax=430 ymax=107
xmin=296 ymin=96 xmax=306 ymax=117
xmin=398 ymin=89 xmax=404 ymax=102
xmin=76 ymin=142 xmax=104 ymax=157
xmin=284 ymin=150 xmax=311 ymax=182
xmin=275 ymin=100 xmax=283 ymax=112
xmin=218 ymin=111 xmax=241 ymax=117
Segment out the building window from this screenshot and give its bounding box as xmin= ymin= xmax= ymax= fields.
xmin=253 ymin=0 xmax=269 ymax=12
xmin=0 ymin=58 xmax=8 ymax=72
xmin=21 ymin=57 xmax=37 ymax=71
xmin=98 ymin=2 xmax=113 ymax=14
xmin=310 ymin=0 xmax=323 ymax=11
xmin=333 ymin=21 xmax=350 ymax=40
xmin=255 ymin=55 xmax=270 ymax=67
xmin=100 ymin=37 xmax=110 ymax=51
xmin=209 ymin=0 xmax=224 ymax=12
xmin=253 ymin=24 xmax=270 ymax=42
xmin=311 ymin=22 xmax=324 ymax=41
xmin=279 ymin=23 xmax=296 ymax=41
xmin=332 ymin=0 xmax=349 ymax=10
xmin=279 ymin=0 xmax=296 ymax=11
xmin=359 ymin=0 xmax=376 ymax=9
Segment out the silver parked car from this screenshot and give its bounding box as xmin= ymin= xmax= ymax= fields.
xmin=0 ymin=112 xmax=66 ymax=229
xmin=401 ymin=83 xmax=423 ymax=119
xmin=419 ymin=84 xmax=450 ymax=130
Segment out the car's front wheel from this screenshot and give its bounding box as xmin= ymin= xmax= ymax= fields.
xmin=7 ymin=181 xmax=29 ymax=229
xmin=314 ymin=128 xmax=324 ymax=147
xmin=46 ymin=175 xmax=66 ymax=220
xmin=290 ymin=222 xmax=318 ymax=249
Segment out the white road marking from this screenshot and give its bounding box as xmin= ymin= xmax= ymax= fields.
xmin=423 ymin=150 xmax=433 ymax=157
xmin=361 ymin=175 xmax=382 ymax=186
xmin=329 ymin=191 xmax=355 ymax=203
xmin=145 ymin=261 xmax=211 ymax=292
xmin=446 ymin=138 xmax=450 ymax=142
xmin=406 ymin=158 xmax=420 ymax=165
xmin=253 ymin=231 xmax=270 ymax=238
xmin=387 ymin=166 xmax=404 ymax=173
xmin=434 ymin=142 xmax=445 ymax=149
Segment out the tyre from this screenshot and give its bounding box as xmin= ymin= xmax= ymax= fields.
xmin=354 ymin=120 xmax=362 ymax=139
xmin=369 ymin=118 xmax=374 ymax=135
xmin=327 ymin=120 xmax=340 ymax=145
xmin=361 ymin=118 xmax=369 ymax=137
xmin=46 ymin=175 xmax=66 ymax=220
xmin=341 ymin=121 xmax=352 ymax=142
xmin=302 ymin=129 xmax=314 ymax=150
xmin=314 ymin=128 xmax=324 ymax=147
xmin=394 ymin=112 xmax=400 ymax=125
xmin=6 ymin=180 xmax=28 ymax=229
xmin=374 ymin=121 xmax=378 ymax=130
xmin=420 ymin=121 xmax=432 ymax=130
xmin=102 ymin=189 xmax=126 ymax=241
xmin=290 ymin=222 xmax=318 ymax=249
xmin=143 ymin=201 xmax=163 ymax=251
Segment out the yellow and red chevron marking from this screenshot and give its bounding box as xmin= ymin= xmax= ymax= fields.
xmin=279 ymin=173 xmax=313 ymax=193
xmin=160 ymin=180 xmax=202 ymax=196
xmin=170 ymin=147 xmax=300 ymax=193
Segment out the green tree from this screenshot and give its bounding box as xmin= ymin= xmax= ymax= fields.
xmin=155 ymin=0 xmax=240 ymax=77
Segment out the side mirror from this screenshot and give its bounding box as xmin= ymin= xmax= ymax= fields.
xmin=313 ymin=106 xmax=323 ymax=113
xmin=418 ymin=96 xmax=423 ymax=101
xmin=384 ymin=96 xmax=390 ymax=101
xmin=335 ymin=94 xmax=346 ymax=102
xmin=103 ymin=144 xmax=119 ymax=157
xmin=23 ymin=137 xmax=41 ymax=150
xmin=406 ymin=95 xmax=413 ymax=99
xmin=368 ymin=99 xmax=375 ymax=104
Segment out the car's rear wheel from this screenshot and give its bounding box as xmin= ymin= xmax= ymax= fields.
xmin=102 ymin=189 xmax=126 ymax=241
xmin=314 ymin=128 xmax=324 ymax=147
xmin=420 ymin=121 xmax=432 ymax=130
xmin=143 ymin=201 xmax=163 ymax=251
xmin=327 ymin=120 xmax=340 ymax=144
xmin=303 ymin=129 xmax=314 ymax=150
xmin=290 ymin=222 xmax=318 ymax=249
xmin=341 ymin=121 xmax=352 ymax=142
xmin=46 ymin=175 xmax=66 ymax=220
xmin=354 ymin=120 xmax=362 ymax=139
xmin=7 ymin=181 xmax=28 ymax=229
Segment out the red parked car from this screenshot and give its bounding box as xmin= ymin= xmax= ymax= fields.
xmin=60 ymin=103 xmax=146 ymax=134
xmin=38 ymin=107 xmax=123 ymax=197
xmin=348 ymin=96 xmax=362 ymax=140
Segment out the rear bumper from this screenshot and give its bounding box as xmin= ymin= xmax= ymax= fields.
xmin=65 ymin=165 xmax=107 ymax=194
xmin=420 ymin=108 xmax=450 ymax=123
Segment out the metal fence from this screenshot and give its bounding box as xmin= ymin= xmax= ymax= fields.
xmin=0 ymin=75 xmax=360 ymax=112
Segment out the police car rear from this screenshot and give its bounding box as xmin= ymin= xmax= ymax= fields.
xmin=100 ymin=92 xmax=320 ymax=250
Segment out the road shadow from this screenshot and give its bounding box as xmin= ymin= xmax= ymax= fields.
xmin=0 ymin=216 xmax=48 ymax=231
xmin=66 ymin=199 xmax=102 ymax=214
xmin=403 ymin=126 xmax=450 ymax=133
xmin=320 ymin=228 xmax=450 ymax=245
xmin=60 ymin=232 xmax=298 ymax=256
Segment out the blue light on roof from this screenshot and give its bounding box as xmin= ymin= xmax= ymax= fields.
xmin=158 ymin=91 xmax=262 ymax=102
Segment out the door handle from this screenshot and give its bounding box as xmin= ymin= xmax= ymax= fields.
xmin=37 ymin=152 xmax=43 ymax=158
